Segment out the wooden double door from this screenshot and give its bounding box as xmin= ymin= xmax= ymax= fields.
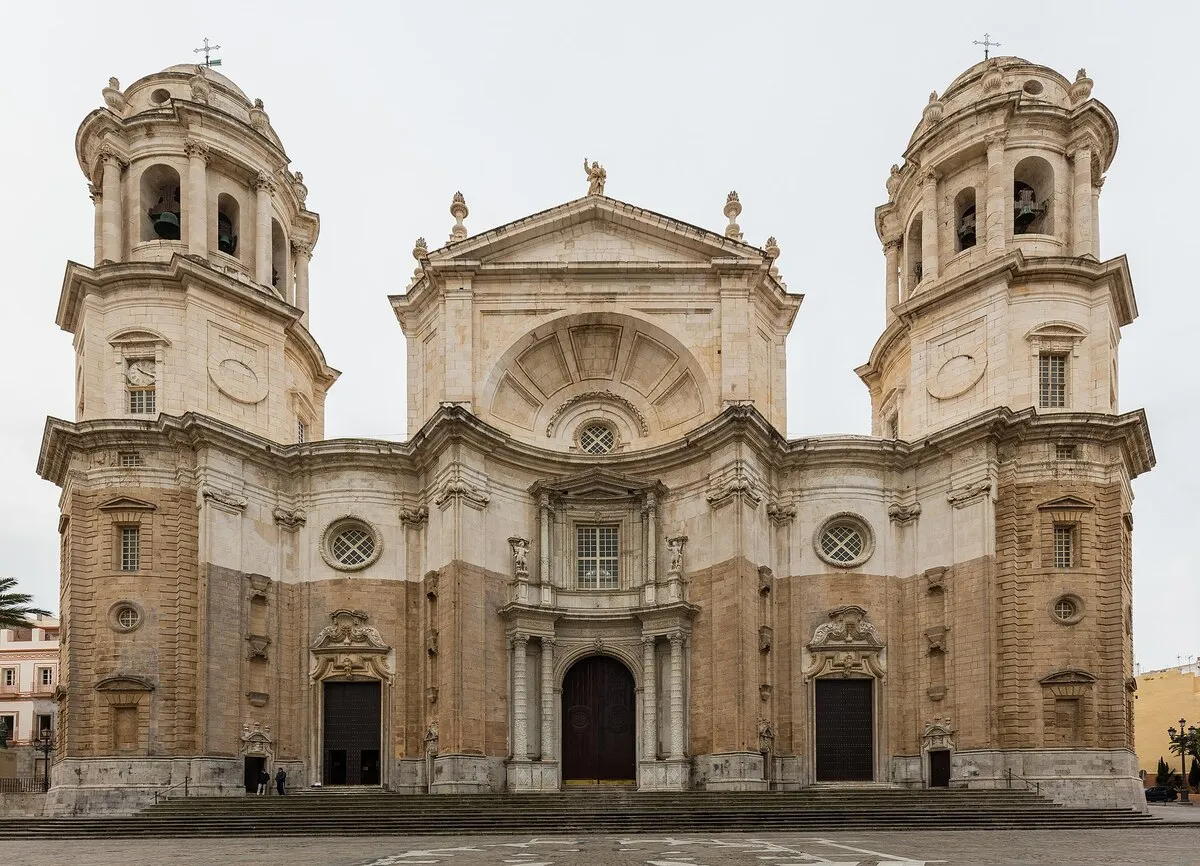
xmin=561 ymin=656 xmax=637 ymax=784
xmin=814 ymin=678 xmax=874 ymax=782
xmin=322 ymin=681 xmax=382 ymax=785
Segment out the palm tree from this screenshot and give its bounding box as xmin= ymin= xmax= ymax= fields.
xmin=0 ymin=577 xmax=52 ymax=630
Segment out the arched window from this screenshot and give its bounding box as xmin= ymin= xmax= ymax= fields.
xmin=271 ymin=219 xmax=288 ymax=295
xmin=139 ymin=164 xmax=182 ymax=242
xmin=904 ymin=213 xmax=923 ymax=297
xmin=954 ymin=187 xmax=977 ymax=250
xmin=1013 ymin=156 xmax=1054 ymax=235
xmin=216 ymin=193 xmax=240 ymax=257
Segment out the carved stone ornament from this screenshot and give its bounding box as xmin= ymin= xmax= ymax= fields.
xmin=102 ymin=77 xmax=126 ymax=112
xmin=766 ymin=501 xmax=797 ymax=524
xmin=921 ymin=718 xmax=954 ymax=751
xmin=249 ymin=98 xmax=270 ymax=134
xmin=199 ymin=485 xmax=248 ymax=514
xmin=666 ymin=535 xmax=688 ymax=577
xmin=803 ymin=605 xmax=886 ymax=682
xmin=758 ymin=626 xmax=774 ymax=654
xmin=1069 ymin=68 xmax=1094 ymax=104
xmin=584 ymin=158 xmax=607 ymax=196
xmin=433 ymin=473 xmax=490 ymax=511
xmin=758 ymin=566 xmax=773 ymax=596
xmin=425 ymin=628 xmax=439 ymax=657
xmin=400 ymin=505 xmax=429 ymax=527
xmin=981 ymin=61 xmax=1003 ymax=94
xmin=922 ymin=91 xmax=944 ymax=126
xmin=723 ymin=190 xmax=743 ymax=240
xmin=449 ymin=191 xmax=469 ymax=242
xmin=545 ymin=389 xmax=649 ymax=437
xmin=508 ymin=536 xmax=531 ymax=578
xmin=207 ymin=353 xmax=269 ymax=405
xmin=924 ymin=626 xmax=949 ymax=654
xmin=947 ymin=479 xmax=992 ymax=509
xmin=183 ymin=139 xmax=210 ymax=161
xmin=759 ymin=683 xmax=773 ymax=702
xmin=888 ymin=502 xmax=922 ymax=524
xmin=886 ymin=164 xmax=902 ymax=199
xmin=189 ymin=71 xmax=211 ymax=104
xmin=273 ymin=506 xmax=307 ymax=531
xmin=240 ymin=721 xmax=273 ymax=756
xmin=246 ymin=634 xmax=271 ymax=660
xmin=310 ymin=609 xmax=392 ymax=684
xmin=706 ymin=463 xmax=761 ymax=510
xmin=924 ymin=566 xmax=947 ymax=593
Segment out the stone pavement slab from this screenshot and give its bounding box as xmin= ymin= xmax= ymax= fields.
xmin=3 ymin=829 xmax=1198 ymax=866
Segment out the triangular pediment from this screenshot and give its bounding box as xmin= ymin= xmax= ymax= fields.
xmin=98 ymin=496 xmax=157 ymax=512
xmin=1037 ymin=496 xmax=1095 ymax=511
xmin=531 ymin=467 xmax=665 ymax=500
xmin=428 ymin=196 xmax=765 ymax=266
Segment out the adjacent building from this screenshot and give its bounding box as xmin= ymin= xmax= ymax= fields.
xmin=35 ymin=55 xmax=1153 ymax=814
xmin=1134 ymin=661 xmax=1200 ymax=784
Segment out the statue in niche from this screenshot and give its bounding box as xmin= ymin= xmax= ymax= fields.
xmin=583 ymin=158 xmax=607 ymax=195
xmin=666 ymin=535 xmax=688 ymax=576
xmin=508 ymin=536 xmax=530 ymax=577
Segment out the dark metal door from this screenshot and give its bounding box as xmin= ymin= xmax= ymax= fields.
xmin=561 ymin=656 xmax=636 ymax=783
xmin=243 ymin=756 xmax=265 ymax=794
xmin=323 ymin=681 xmax=381 ymax=785
xmin=930 ymin=749 xmax=951 ymax=787
xmin=814 ymin=678 xmax=873 ymax=782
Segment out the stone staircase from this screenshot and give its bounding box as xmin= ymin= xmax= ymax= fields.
xmin=0 ymin=788 xmax=1157 ymax=838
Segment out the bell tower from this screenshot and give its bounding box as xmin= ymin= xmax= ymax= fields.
xmin=64 ymin=64 xmax=337 ymax=443
xmin=858 ymin=59 xmax=1135 ymax=440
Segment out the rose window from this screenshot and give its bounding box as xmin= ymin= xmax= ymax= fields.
xmin=579 ymin=422 xmax=616 ymax=455
xmin=820 ymin=524 xmax=864 ymax=563
xmin=332 ymin=527 xmax=375 ymax=566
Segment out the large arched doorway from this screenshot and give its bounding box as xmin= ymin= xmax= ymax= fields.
xmin=561 ymin=656 xmax=636 ymax=784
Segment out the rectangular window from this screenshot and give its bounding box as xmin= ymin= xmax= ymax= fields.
xmin=1054 ymin=524 xmax=1075 ymax=569
xmin=576 ymin=525 xmax=619 ymax=589
xmin=1 ymin=668 xmax=15 ymax=687
xmin=120 ymin=526 xmax=140 ymax=572
xmin=38 ymin=667 xmax=53 ymax=687
xmin=887 ymin=413 xmax=899 ymax=439
xmin=1055 ymin=443 xmax=1077 ymax=460
xmin=297 ymin=419 xmax=307 ymax=444
xmin=128 ymin=388 xmax=156 ymax=414
xmin=1038 ymin=352 xmax=1067 ymax=408
xmin=118 ymin=451 xmax=143 ymax=467
xmin=0 ymin=714 xmax=14 ymax=739
xmin=35 ymin=714 xmax=52 ymax=736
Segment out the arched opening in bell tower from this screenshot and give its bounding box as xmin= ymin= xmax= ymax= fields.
xmin=271 ymin=219 xmax=288 ymax=295
xmin=954 ymin=187 xmax=977 ymax=251
xmin=1013 ymin=156 xmax=1054 ymax=235
xmin=139 ymin=164 xmax=182 ymax=242
xmin=904 ymin=213 xmax=923 ymax=297
xmin=216 ymin=193 xmax=240 ymax=257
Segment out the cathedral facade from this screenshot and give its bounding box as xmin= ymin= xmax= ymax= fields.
xmin=37 ymin=56 xmax=1153 ymax=814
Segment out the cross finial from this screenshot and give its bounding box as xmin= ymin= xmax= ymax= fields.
xmin=193 ymin=37 xmax=223 ymax=68
xmin=973 ymin=32 xmax=1000 ymax=60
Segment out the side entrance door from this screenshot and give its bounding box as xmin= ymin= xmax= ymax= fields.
xmin=929 ymin=749 xmax=951 ymax=787
xmin=561 ymin=656 xmax=636 ymax=784
xmin=323 ymin=680 xmax=382 ymax=785
xmin=814 ymin=678 xmax=874 ymax=782
xmin=243 ymin=755 xmax=265 ymax=793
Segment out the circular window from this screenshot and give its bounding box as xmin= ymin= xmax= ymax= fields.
xmin=107 ymin=600 xmax=145 ymax=633
xmin=150 ymin=88 xmax=171 ymax=104
xmin=579 ymin=422 xmax=616 ymax=455
xmin=1022 ymin=79 xmax=1044 ymax=95
xmin=321 ymin=517 xmax=382 ymax=572
xmin=1050 ymin=594 xmax=1084 ymax=625
xmin=814 ymin=513 xmax=875 ymax=568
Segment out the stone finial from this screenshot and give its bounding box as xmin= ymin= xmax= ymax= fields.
xmin=583 ymin=158 xmax=607 ymax=195
xmin=249 ymin=99 xmax=270 ymax=134
xmin=189 ymin=72 xmax=211 ymax=105
xmin=764 ymin=236 xmax=781 ymax=280
xmin=102 ymin=77 xmax=126 ymax=112
xmin=1069 ymin=68 xmax=1094 ymax=104
xmin=886 ymin=164 xmax=902 ymax=199
xmin=981 ymin=61 xmax=1003 ymax=94
xmin=413 ymin=237 xmax=429 ymax=259
xmin=448 ymin=192 xmax=469 ymax=242
xmin=292 ymin=171 xmax=308 ymax=205
xmin=723 ymin=191 xmax=743 ymax=241
xmin=922 ymin=90 xmax=944 ymax=125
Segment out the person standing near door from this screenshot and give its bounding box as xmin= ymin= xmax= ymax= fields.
xmin=257 ymin=768 xmax=270 ymax=795
xmin=275 ymin=766 xmax=287 ymax=796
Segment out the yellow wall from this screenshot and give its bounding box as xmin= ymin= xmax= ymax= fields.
xmin=1134 ymin=666 xmax=1200 ymax=783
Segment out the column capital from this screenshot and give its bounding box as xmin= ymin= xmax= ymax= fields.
xmin=509 ymin=632 xmax=530 ymax=649
xmin=1068 ymin=142 xmax=1093 ymax=162
xmin=290 ymin=239 xmax=313 ymax=258
xmin=984 ymin=132 xmax=1007 ymax=150
xmin=883 ymin=235 xmax=902 ymax=252
xmin=922 ymin=169 xmax=940 ymax=186
xmin=88 ymin=182 xmax=101 ymax=202
xmin=183 ymin=138 xmax=211 ymax=161
xmin=253 ymin=171 xmax=277 ymax=193
xmin=97 ymin=143 xmax=127 ymax=169
xmin=540 ymin=635 xmax=556 ymax=648
xmin=641 ymin=635 xmax=657 ymax=648
xmin=668 ymin=630 xmax=686 ymax=647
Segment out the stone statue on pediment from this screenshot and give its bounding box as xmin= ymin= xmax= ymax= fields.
xmin=584 ymin=158 xmax=607 ymax=195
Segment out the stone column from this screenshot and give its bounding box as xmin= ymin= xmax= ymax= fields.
xmin=184 ymin=139 xmax=210 ymax=257
xmin=920 ymin=171 xmax=939 ymax=281
xmin=511 ymin=634 xmax=529 ymax=760
xmin=89 ymin=184 xmax=103 ymax=266
xmin=642 ymin=636 xmax=657 ymax=760
xmin=984 ymin=134 xmax=1007 ymax=254
xmin=645 ymin=493 xmax=658 ymax=583
xmin=540 ymin=637 xmax=555 ymax=760
xmin=884 ymin=237 xmax=901 ymax=319
xmin=254 ymin=172 xmax=275 ymax=286
xmin=1092 ymin=177 xmax=1104 ymax=260
xmin=292 ymin=241 xmax=312 ymax=323
xmin=1071 ymin=143 xmax=1095 ymax=258
xmin=98 ymin=146 xmax=123 ymax=263
xmin=539 ymin=494 xmax=551 ymax=587
xmin=668 ymin=631 xmax=685 ymax=760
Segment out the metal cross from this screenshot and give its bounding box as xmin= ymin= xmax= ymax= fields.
xmin=973 ymin=32 xmax=1000 ymax=60
xmin=193 ymin=37 xmax=222 ymax=68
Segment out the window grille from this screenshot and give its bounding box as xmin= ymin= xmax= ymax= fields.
xmin=120 ymin=526 xmax=140 ymax=572
xmin=887 ymin=414 xmax=899 ymax=439
xmin=1055 ymin=443 xmax=1076 ymax=460
xmin=331 ymin=527 xmax=375 ymax=566
xmin=577 ymin=525 xmax=619 ymax=589
xmin=39 ymin=668 xmax=52 ymax=687
xmin=118 ymin=451 xmax=143 ymax=467
xmin=128 ymin=388 xmax=156 ymax=414
xmin=1053 ymin=524 xmax=1075 ymax=569
xmin=1053 ymin=598 xmax=1077 ymax=621
xmin=1039 ymin=353 xmax=1067 ymax=408
xmin=2 ymin=669 xmax=15 ymax=687
xmin=297 ymin=419 xmax=307 ymax=444
xmin=821 ymin=524 xmax=864 ymax=564
xmin=579 ymin=423 xmax=615 ymax=455
xmin=117 ymin=607 xmax=140 ymax=630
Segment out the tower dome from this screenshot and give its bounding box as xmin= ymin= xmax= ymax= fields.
xmin=859 ymin=58 xmax=1135 ymax=441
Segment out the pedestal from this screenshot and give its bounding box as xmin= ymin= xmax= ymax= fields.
xmin=639 ymin=758 xmax=690 ymax=791
xmin=693 ymin=751 xmax=768 ymax=791
xmin=506 ymin=759 xmax=560 ymax=792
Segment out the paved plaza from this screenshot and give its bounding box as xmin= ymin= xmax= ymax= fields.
xmin=4 ymin=829 xmax=1199 ymax=866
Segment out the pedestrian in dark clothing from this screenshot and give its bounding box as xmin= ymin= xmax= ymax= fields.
xmin=275 ymin=766 xmax=286 ymax=796
xmin=256 ymin=768 xmax=269 ymax=795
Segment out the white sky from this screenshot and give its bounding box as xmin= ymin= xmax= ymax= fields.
xmin=0 ymin=1 xmax=1195 ymax=672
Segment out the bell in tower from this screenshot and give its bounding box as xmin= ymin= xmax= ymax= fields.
xmin=149 ymin=186 xmax=181 ymax=240
xmin=1013 ymin=181 xmax=1044 ymax=234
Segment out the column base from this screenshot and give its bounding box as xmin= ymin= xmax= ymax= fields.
xmin=639 ymin=758 xmax=690 ymax=791
xmin=693 ymin=751 xmax=768 ymax=791
xmin=506 ymin=759 xmax=560 ymax=791
xmin=429 ymin=754 xmax=506 ymax=793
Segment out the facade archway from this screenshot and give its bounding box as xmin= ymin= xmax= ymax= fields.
xmin=560 ymin=655 xmax=637 ymax=784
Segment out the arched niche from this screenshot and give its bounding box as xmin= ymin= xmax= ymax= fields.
xmin=481 ymin=312 xmax=714 ymax=449
xmin=904 ymin=212 xmax=923 ymax=297
xmin=954 ymin=187 xmax=977 ymax=251
xmin=1013 ymin=156 xmax=1055 ymax=236
xmin=139 ymin=164 xmax=182 ymax=242
xmin=217 ymin=193 xmax=241 ymax=257
xmin=271 ymin=219 xmax=289 ymax=298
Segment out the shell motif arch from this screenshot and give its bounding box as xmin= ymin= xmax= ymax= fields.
xmin=482 ymin=312 xmax=714 ymax=451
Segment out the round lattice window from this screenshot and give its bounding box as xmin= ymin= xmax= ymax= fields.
xmin=579 ymin=422 xmax=616 ymax=455
xmin=117 ymin=607 xmax=140 ymax=629
xmin=1050 ymin=594 xmax=1084 ymax=625
xmin=321 ymin=517 xmax=382 ymax=572
xmin=107 ymin=600 xmax=145 ymax=633
xmin=813 ymin=513 xmax=875 ymax=568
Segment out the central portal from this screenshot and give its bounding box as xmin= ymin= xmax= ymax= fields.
xmin=561 ymin=656 xmax=636 ymax=784
xmin=814 ymin=677 xmax=874 ymax=781
xmin=322 ymin=680 xmax=382 ymax=785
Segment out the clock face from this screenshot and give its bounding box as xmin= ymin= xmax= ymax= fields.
xmin=126 ymin=360 xmax=155 ymax=386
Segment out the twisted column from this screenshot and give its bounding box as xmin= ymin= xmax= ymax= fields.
xmin=642 ymin=636 xmax=657 ymax=760
xmin=540 ymin=637 xmax=555 ymax=760
xmin=668 ymin=631 xmax=685 ymax=760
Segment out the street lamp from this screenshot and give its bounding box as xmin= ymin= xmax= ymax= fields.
xmin=1167 ymin=718 xmax=1196 ymax=804
xmin=35 ymin=728 xmax=54 ymax=794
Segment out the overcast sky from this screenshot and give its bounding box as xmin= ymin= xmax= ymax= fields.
xmin=1 ymin=1 xmax=1195 ymax=672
